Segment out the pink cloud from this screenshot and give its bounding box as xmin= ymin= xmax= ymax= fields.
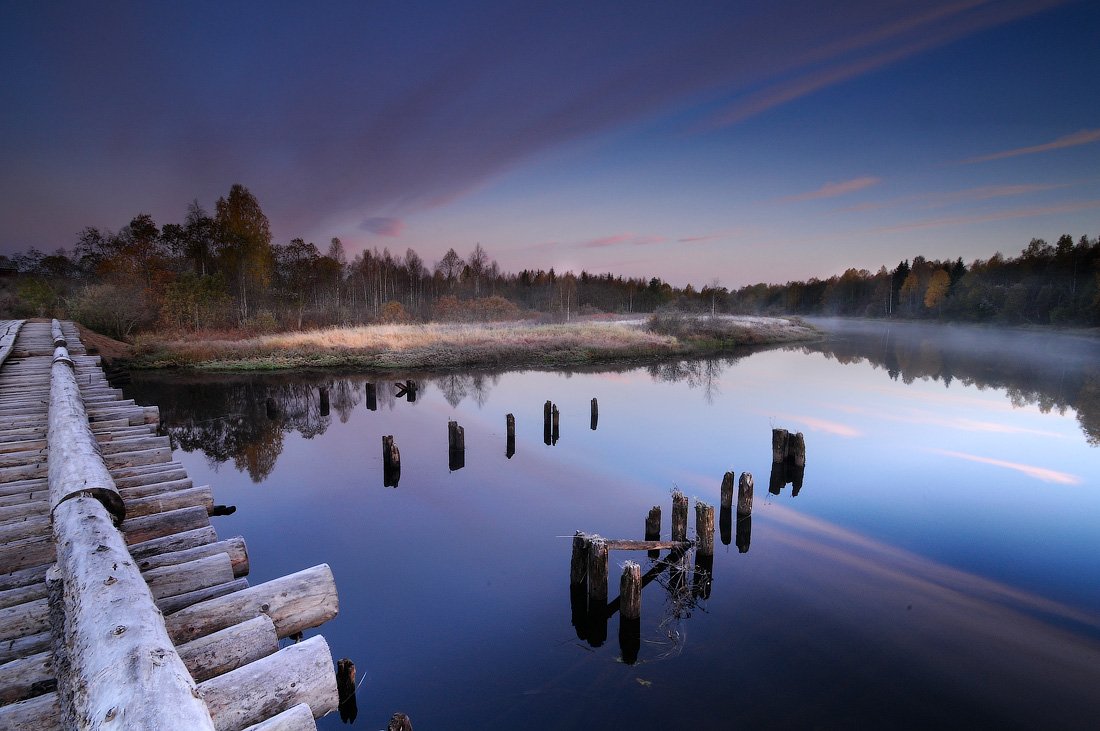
xmin=359 ymin=216 xmax=405 ymax=237
xmin=962 ymin=128 xmax=1100 ymax=164
xmin=576 ymin=233 xmax=667 ymax=249
xmin=781 ymin=176 xmax=882 ymax=203
xmin=841 ymin=183 xmax=1073 ymax=213
xmin=869 ymin=199 xmax=1100 ymax=234
xmin=932 ymin=449 xmax=1082 ymax=485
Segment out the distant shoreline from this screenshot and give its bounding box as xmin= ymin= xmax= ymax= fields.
xmin=125 ymin=316 xmax=821 ymax=372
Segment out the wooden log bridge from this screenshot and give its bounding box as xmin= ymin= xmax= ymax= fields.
xmin=0 ymin=321 xmax=341 ymax=730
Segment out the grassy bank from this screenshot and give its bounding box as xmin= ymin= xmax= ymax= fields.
xmin=128 ymin=316 xmax=819 ymax=371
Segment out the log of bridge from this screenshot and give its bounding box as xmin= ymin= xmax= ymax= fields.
xmin=671 ymin=489 xmax=688 ymax=542
xmin=134 ymin=535 xmax=250 ymax=578
xmin=0 ymin=649 xmax=55 ymax=705
xmin=243 ymin=703 xmax=317 ymax=731
xmin=176 ymin=614 xmax=280 ymax=683
xmin=198 ymin=635 xmax=338 ymax=731
xmin=143 ymin=552 xmax=235 ymax=602
xmin=164 ymin=564 xmax=339 ymax=644
xmin=0 ymin=689 xmax=60 ymax=731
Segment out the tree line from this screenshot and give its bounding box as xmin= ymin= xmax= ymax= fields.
xmin=1 ymin=183 xmax=1097 ymax=337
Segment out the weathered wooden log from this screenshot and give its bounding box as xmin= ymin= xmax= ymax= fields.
xmin=737 ymin=472 xmax=754 ymax=515
xmin=587 ymin=537 xmax=608 ymax=605
xmin=0 ymin=563 xmax=50 ymax=593
xmin=0 ymin=629 xmax=51 ymax=665
xmin=198 ymin=635 xmax=338 ymax=731
xmin=551 ymin=404 xmax=559 ymax=444
xmin=671 ymin=489 xmax=688 ymax=542
xmin=121 ymin=504 xmax=211 ymax=545
xmin=113 ymin=466 xmax=189 ymax=489
xmin=241 ymin=702 xmax=317 ymax=731
xmin=772 ymin=428 xmax=789 ymax=464
xmin=603 ymin=538 xmax=691 ymax=551
xmin=0 ymin=579 xmax=47 ymax=611
xmin=144 ymin=553 xmax=235 ymax=601
xmin=135 ymin=536 xmax=250 ymax=578
xmin=505 ymin=413 xmax=515 ymax=458
xmin=590 ymin=397 xmax=598 ymax=430
xmin=569 ymin=531 xmax=589 ymax=586
xmin=696 ymin=501 xmax=714 ymax=556
xmin=788 ymin=431 xmax=806 ymax=467
xmin=0 ymin=514 xmax=49 ymax=543
xmin=164 ymin=564 xmax=338 ymax=644
xmin=118 ymin=476 xmax=196 ymax=501
xmin=619 ymin=561 xmax=641 ymax=620
xmin=0 ymin=649 xmax=54 ymax=705
xmin=336 ymin=658 xmax=358 ymax=724
xmin=51 ymin=496 xmax=215 ymax=729
xmin=645 ymin=504 xmax=661 ymax=559
xmin=0 ymin=689 xmax=61 ymax=731
xmin=157 ymin=578 xmax=250 ymax=615
xmin=720 ymin=471 xmax=734 ymax=509
xmin=125 ymin=484 xmax=215 ymax=519
xmin=0 ymin=597 xmax=49 ymax=643
xmin=388 ymin=713 xmax=414 ymax=731
xmin=177 ymin=614 xmax=279 ymax=683
xmin=0 ymin=533 xmax=54 ymax=573
xmin=769 ymin=462 xmax=786 ymax=495
xmin=127 ymin=525 xmax=219 ymax=562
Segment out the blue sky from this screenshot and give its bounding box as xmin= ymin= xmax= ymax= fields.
xmin=2 ymin=0 xmax=1098 ymax=286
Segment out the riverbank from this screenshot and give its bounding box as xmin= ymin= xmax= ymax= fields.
xmin=126 ymin=316 xmax=820 ymax=371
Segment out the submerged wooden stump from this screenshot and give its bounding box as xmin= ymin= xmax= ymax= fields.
xmin=505 ymin=413 xmax=515 ymax=459
xmin=737 ymin=472 xmax=754 ymax=515
xmin=695 ymin=501 xmax=714 ymax=556
xmin=590 ymin=397 xmax=598 ymax=431
xmin=645 ymin=505 xmax=661 ymax=559
xmin=336 ymin=657 xmax=358 ymax=724
xmin=671 ymin=490 xmax=688 ymax=542
xmin=720 ymin=471 xmax=734 ymax=509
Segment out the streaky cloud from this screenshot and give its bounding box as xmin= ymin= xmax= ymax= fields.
xmin=359 ymin=216 xmax=405 ymax=237
xmin=961 ymin=128 xmax=1100 ymax=164
xmin=781 ymin=176 xmax=882 ymax=203
xmin=932 ymin=449 xmax=1082 ymax=485
xmin=869 ymin=199 xmax=1100 ymax=234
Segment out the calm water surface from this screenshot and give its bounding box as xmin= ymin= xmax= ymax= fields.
xmin=126 ymin=320 xmax=1100 ymax=730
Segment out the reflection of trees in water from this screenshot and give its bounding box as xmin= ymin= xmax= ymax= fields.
xmin=433 ymin=373 xmax=499 ymax=408
xmin=647 ymin=357 xmax=736 ymax=404
xmin=797 ymin=323 xmax=1100 ymax=446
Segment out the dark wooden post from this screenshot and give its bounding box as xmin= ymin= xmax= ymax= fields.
xmin=569 ymin=532 xmax=590 ymax=640
xmin=406 ymin=380 xmax=418 ymax=402
xmin=543 ymin=400 xmax=552 ymax=446
xmin=769 ymin=462 xmax=786 ymax=495
xmin=771 ymin=428 xmax=789 ymax=463
xmin=570 ymin=531 xmax=589 ymax=587
xmin=388 ymin=712 xmax=413 ymax=731
xmin=788 ymin=431 xmax=806 ymax=466
xmin=671 ymin=490 xmax=688 ymax=542
xmin=336 ymin=658 xmax=358 ymax=724
xmin=695 ymin=501 xmax=714 ymax=556
xmin=318 ymin=387 xmax=330 ymax=417
xmin=448 ymin=420 xmax=465 ymax=471
xmin=737 ymin=472 xmax=754 ymax=515
xmin=551 ymin=404 xmax=560 ymax=445
xmin=720 ymin=471 xmax=734 ymax=509
xmin=365 ymin=382 xmax=377 ymax=411
xmin=586 ymin=537 xmax=609 ymax=647
xmin=265 ymin=397 xmax=279 ymax=420
xmin=645 ymin=505 xmax=661 ymax=559
xmin=736 ymin=514 xmax=752 ymax=553
xmin=618 ymin=561 xmax=641 ymax=664
xmin=505 ymin=413 xmax=515 ymax=459
xmin=382 ymin=435 xmax=400 ymax=487
xmin=590 ymin=397 xmax=598 ymax=431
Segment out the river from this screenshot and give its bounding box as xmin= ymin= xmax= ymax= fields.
xmin=125 ymin=319 xmax=1100 ymax=729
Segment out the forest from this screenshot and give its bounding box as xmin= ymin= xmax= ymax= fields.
xmin=1 ymin=183 xmax=1097 ymax=338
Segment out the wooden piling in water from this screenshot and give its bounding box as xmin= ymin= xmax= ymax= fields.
xmin=590 ymin=397 xmax=598 ymax=430
xmin=619 ymin=561 xmax=641 ymax=620
xmin=570 ymin=531 xmax=589 ymax=587
xmin=365 ymin=382 xmax=377 ymax=411
xmin=645 ymin=505 xmax=661 ymax=558
xmin=388 ymin=712 xmax=414 ymax=731
xmin=696 ymin=501 xmax=714 ymax=556
xmin=719 ymin=505 xmax=732 ymax=546
xmin=720 ymin=471 xmax=734 ymax=509
xmin=737 ymin=472 xmax=754 ymax=515
xmin=788 ymin=431 xmax=806 ymax=467
xmin=551 ymin=404 xmax=560 ymax=445
xmin=736 ymin=514 xmax=752 ymax=553
xmin=383 ymin=435 xmax=400 ymax=487
xmin=587 ymin=537 xmax=609 ymax=605
xmin=505 ymin=413 xmax=515 ymax=459
xmin=671 ymin=490 xmax=688 ymax=542
xmin=448 ymin=421 xmax=465 ymax=471
xmin=772 ymin=428 xmax=789 ymax=463
xmin=336 ymin=657 xmax=358 ymax=724
xmin=543 ymin=401 xmax=552 ymax=445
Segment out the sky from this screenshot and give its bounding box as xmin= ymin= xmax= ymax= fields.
xmin=2 ymin=0 xmax=1099 ymax=287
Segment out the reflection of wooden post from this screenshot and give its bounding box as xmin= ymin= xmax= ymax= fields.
xmin=791 ymin=465 xmax=805 ymax=496
xmin=719 ymin=505 xmax=732 ymax=546
xmin=720 ymin=471 xmax=734 ymax=509
xmin=365 ymin=383 xmax=377 ymax=411
xmin=319 ymin=387 xmax=329 ymax=417
xmin=737 ymin=472 xmax=754 ymax=515
xmin=736 ymin=514 xmax=752 ymax=553
xmin=505 ymin=413 xmax=515 ymax=459
xmin=788 ymin=431 xmax=806 ymax=467
xmin=551 ymin=405 xmax=559 ymax=445
xmin=265 ymin=397 xmax=279 ymax=420
xmin=337 ymin=658 xmax=358 ymax=724
xmin=590 ymin=398 xmax=598 ymax=431
xmin=448 ymin=420 xmax=464 ymax=451
xmin=771 ymin=428 xmax=789 ymax=463
xmin=692 ymin=551 xmax=713 ymax=600
xmin=382 ymin=435 xmax=400 ymax=487
xmin=543 ymin=401 xmax=552 ymax=446
xmin=388 ymin=713 xmax=414 ymax=731
xmin=695 ymin=501 xmax=714 ymax=556
xmin=620 ymin=561 xmax=641 ymax=620
xmin=671 ymin=490 xmax=688 ymax=542
xmin=769 ymin=463 xmax=785 ymax=495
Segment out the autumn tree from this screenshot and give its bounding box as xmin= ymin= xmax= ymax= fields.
xmin=215 ymin=184 xmax=273 ymax=321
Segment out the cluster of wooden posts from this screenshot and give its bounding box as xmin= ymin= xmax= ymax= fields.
xmin=769 ymin=428 xmax=807 ymax=495
xmin=379 ymin=395 xmax=600 ymax=486
xmin=0 ymin=321 xmax=346 ymax=730
xmin=568 ymin=427 xmax=805 ymax=663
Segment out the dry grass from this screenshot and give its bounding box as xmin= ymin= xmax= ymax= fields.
xmin=131 ymin=316 xmax=818 ymax=371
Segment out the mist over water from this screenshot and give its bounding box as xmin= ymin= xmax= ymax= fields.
xmin=126 ymin=321 xmax=1100 ymax=729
